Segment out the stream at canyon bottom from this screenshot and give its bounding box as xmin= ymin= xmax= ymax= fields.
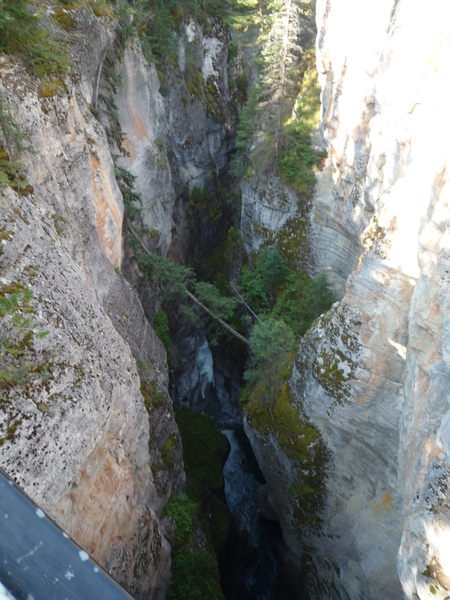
xmin=175 ymin=335 xmax=311 ymax=598
xmin=220 ymin=428 xmax=282 ymax=599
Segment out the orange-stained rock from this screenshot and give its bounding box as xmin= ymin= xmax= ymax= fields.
xmin=0 ymin=32 xmax=183 ymax=599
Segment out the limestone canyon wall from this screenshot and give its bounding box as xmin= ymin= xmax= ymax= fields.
xmin=0 ymin=12 xmax=187 ymax=600
xmin=286 ymin=0 xmax=450 ymax=598
xmin=116 ymin=19 xmax=238 ymax=263
xmin=0 ymin=6 xmax=240 ymax=597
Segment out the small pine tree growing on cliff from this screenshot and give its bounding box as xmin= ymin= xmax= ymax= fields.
xmin=0 ymin=95 xmax=34 ymax=190
xmin=230 ymin=0 xmax=306 ymax=177
xmin=140 ymin=0 xmax=176 ymax=72
xmin=245 ymin=316 xmax=296 ymax=414
xmin=230 ymin=83 xmax=261 ymax=180
xmin=0 ymin=287 xmax=49 ymax=389
xmin=0 ymin=0 xmax=70 ymax=80
xmin=224 ymin=0 xmax=263 ymax=33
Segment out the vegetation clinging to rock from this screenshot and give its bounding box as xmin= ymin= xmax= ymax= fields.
xmin=0 ymin=0 xmax=70 ymax=80
xmin=163 ymin=407 xmax=230 ymax=599
xmin=243 ymin=380 xmax=329 ymax=530
xmin=0 ymin=96 xmax=34 ymax=191
xmin=239 ymin=247 xmax=334 ymax=337
xmin=230 ymin=2 xmax=324 ymax=191
xmin=0 ymin=285 xmax=49 ymax=390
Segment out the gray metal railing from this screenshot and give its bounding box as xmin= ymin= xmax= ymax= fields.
xmin=0 ymin=467 xmax=134 ymax=600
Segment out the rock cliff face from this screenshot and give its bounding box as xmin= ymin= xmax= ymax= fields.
xmin=0 ymin=11 xmax=187 ymax=599
xmin=116 ymin=19 xmax=238 ymax=263
xmin=237 ymin=0 xmax=450 ymax=600
xmin=240 ymin=176 xmax=300 ymax=254
xmin=6 ymin=1 xmax=450 ymax=598
xmin=113 ymin=19 xmax=243 ymax=430
xmin=248 ymin=0 xmax=450 ymax=598
xmin=0 ymin=6 xmax=241 ymax=597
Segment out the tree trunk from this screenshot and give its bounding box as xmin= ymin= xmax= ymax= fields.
xmin=125 ymin=222 xmax=251 ymax=347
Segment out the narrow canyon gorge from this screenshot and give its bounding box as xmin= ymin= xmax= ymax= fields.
xmin=1 ymin=1 xmax=450 ymax=599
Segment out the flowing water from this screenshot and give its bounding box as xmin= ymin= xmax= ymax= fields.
xmin=177 ymin=335 xmax=310 ymax=599
xmin=221 ymin=428 xmax=284 ymax=599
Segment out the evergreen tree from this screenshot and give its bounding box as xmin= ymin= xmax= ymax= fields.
xmin=224 ymin=0 xmax=262 ymax=33
xmin=238 ymin=245 xmax=334 ymax=336
xmin=141 ymin=0 xmax=176 ymax=72
xmin=230 ymin=83 xmax=261 ymax=180
xmin=0 ymin=0 xmax=40 ymax=53
xmin=240 ymin=247 xmax=286 ymax=312
xmin=258 ymin=0 xmax=303 ymax=162
xmin=244 ymin=316 xmax=296 ymax=413
xmin=0 ymin=95 xmax=33 ymax=190
xmin=230 ymin=0 xmax=305 ymax=176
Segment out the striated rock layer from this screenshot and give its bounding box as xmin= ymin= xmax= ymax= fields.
xmin=0 ymin=6 xmax=242 ymax=597
xmin=0 ymin=13 xmax=186 ymax=599
xmin=279 ymin=0 xmax=450 ymax=598
xmin=239 ymin=0 xmax=450 ymax=598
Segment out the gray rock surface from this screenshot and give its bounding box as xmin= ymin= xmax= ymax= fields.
xmin=0 ymin=17 xmax=184 ymax=598
xmin=116 ymin=42 xmax=178 ymax=257
xmin=240 ymin=176 xmax=300 ymax=254
xmin=275 ymin=0 xmax=450 ymax=598
xmin=241 ymin=0 xmax=450 ymax=598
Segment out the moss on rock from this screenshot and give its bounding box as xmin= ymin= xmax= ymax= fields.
xmin=161 ymin=432 xmax=178 ymax=467
xmin=175 ymin=405 xmax=229 ymax=497
xmin=243 ymin=381 xmax=329 ymax=531
xmin=163 ymin=407 xmax=230 ymax=599
xmin=297 ymin=303 xmax=362 ymax=408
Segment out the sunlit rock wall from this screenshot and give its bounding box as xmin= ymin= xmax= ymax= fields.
xmin=286 ymin=0 xmax=450 ymax=598
xmin=0 ymin=14 xmax=184 ymax=599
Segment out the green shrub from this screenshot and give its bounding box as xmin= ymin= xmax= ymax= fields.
xmin=272 ymin=272 xmax=334 ymax=337
xmin=38 ymin=80 xmax=65 ymax=98
xmin=25 ymin=35 xmax=71 ymax=81
xmin=163 ymin=408 xmax=230 ymax=599
xmin=52 ymin=6 xmax=78 ymax=30
xmin=163 ymin=493 xmax=198 ymax=548
xmin=174 ymin=406 xmax=231 ymax=552
xmin=153 ymin=310 xmax=171 ymax=353
xmin=167 ymin=548 xmax=224 ymax=600
xmin=228 ymin=41 xmax=238 ymax=59
xmin=0 ymin=285 xmax=49 ymax=390
xmin=0 ymin=0 xmax=40 ymax=54
xmin=277 ymin=57 xmax=325 ymax=195
xmin=0 ymin=96 xmax=34 ymax=190
xmin=0 ymin=147 xmax=25 ymax=191
xmin=239 ymin=247 xmax=334 ymax=336
xmin=140 ymin=379 xmax=166 ymax=412
xmin=161 ymin=432 xmax=178 ymax=467
xmin=91 ymin=0 xmax=115 ymax=19
xmin=0 ymin=0 xmax=70 ymax=81
xmin=174 ymin=406 xmax=228 ymax=498
xmin=184 ymin=42 xmax=203 ymax=98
